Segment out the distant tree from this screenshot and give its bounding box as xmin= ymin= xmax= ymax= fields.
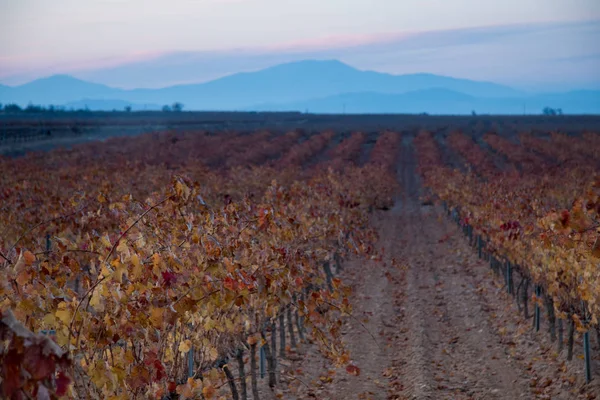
xmin=124 ymin=105 xmax=132 ymax=112
xmin=556 ymin=108 xmax=563 ymax=115
xmin=4 ymin=103 xmax=23 ymax=113
xmin=172 ymin=102 xmax=184 ymax=112
xmin=471 ymin=110 xmax=477 ymax=116
xmin=162 ymin=105 xmax=172 ymax=112
xmin=25 ymin=103 xmax=46 ymax=113
xmin=0 ymin=103 xmax=3 ymax=111
xmin=48 ymin=105 xmax=55 ymax=113
xmin=542 ymin=106 xmax=557 ymax=116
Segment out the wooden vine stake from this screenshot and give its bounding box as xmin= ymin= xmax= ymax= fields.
xmin=236 ymin=349 xmax=248 ymax=400
xmin=279 ymin=313 xmax=286 ymax=359
xmin=582 ymin=305 xmax=593 ymax=383
xmin=260 ymin=329 xmax=277 ymax=388
xmin=522 ymin=278 xmax=529 ymax=319
xmin=250 ymin=342 xmax=260 ymax=400
xmin=567 ymin=317 xmax=575 ymax=361
xmin=545 ymin=295 xmax=556 ymax=342
xmin=287 ymin=306 xmax=297 ymax=349
xmin=506 ymin=261 xmax=513 ymax=295
xmin=259 ymin=346 xmax=266 ymax=379
xmin=558 ymin=319 xmax=564 ymax=352
xmin=583 ymin=331 xmax=592 ymax=383
xmin=223 ymin=363 xmax=239 ymax=400
xmin=270 ymin=321 xmax=277 ymax=382
xmin=188 ymin=345 xmax=194 ymax=378
xmin=534 ymin=286 xmax=541 ymax=332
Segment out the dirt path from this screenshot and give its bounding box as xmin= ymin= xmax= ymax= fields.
xmin=393 ymin=139 xmax=530 ymax=399
xmin=275 ymin=139 xmax=599 ymax=400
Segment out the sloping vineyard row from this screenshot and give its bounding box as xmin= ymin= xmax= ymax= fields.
xmin=224 ymin=130 xmax=304 ymax=168
xmin=322 ymin=132 xmax=366 ymax=170
xmin=274 ymin=130 xmax=335 ymax=169
xmin=0 ymin=129 xmax=400 ymax=399
xmin=415 ymin=131 xmax=600 ymax=338
xmin=483 ymin=132 xmax=548 ymax=172
xmin=548 ymin=132 xmax=600 ymax=164
xmin=446 ymin=131 xmax=498 ymax=177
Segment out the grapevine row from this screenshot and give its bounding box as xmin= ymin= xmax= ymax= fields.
xmin=415 ymin=130 xmax=600 ymax=356
xmin=0 ymin=129 xmax=386 ymax=399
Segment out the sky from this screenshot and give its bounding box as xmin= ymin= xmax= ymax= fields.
xmin=1 ymin=0 xmax=599 ymax=90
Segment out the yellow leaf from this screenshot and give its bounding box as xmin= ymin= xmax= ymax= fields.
xmin=55 ymin=309 xmax=71 ymax=325
xmin=152 ymin=253 xmax=161 ymax=268
xmin=204 ymin=318 xmax=216 ymax=331
xmin=42 ymin=313 xmax=56 ymax=327
xmin=100 ymin=235 xmax=112 ymax=248
xmin=116 ymin=241 xmax=129 ymax=258
xmin=114 ymin=266 xmax=127 ymax=284
xmin=209 ymin=346 xmax=218 ymax=361
xmin=90 ymin=289 xmax=105 ymax=312
xmin=131 ymin=254 xmax=143 ymax=280
xmin=179 ymin=340 xmax=192 ymax=354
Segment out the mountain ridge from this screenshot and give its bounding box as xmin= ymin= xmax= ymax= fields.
xmin=0 ymin=59 xmax=597 ymax=114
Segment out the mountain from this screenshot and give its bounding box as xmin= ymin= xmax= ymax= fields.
xmin=249 ymin=89 xmax=600 ymax=115
xmin=1 ymin=75 xmax=120 ymax=105
xmin=118 ymin=60 xmax=522 ymax=109
xmin=0 ymin=60 xmax=597 ymax=114
xmin=0 ymin=60 xmax=522 ymax=109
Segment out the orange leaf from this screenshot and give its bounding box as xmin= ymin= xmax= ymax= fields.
xmin=23 ymin=251 xmax=36 ymax=266
xmin=202 ymin=385 xmax=216 ymax=399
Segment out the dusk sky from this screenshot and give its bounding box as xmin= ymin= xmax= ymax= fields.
xmin=1 ymin=0 xmax=599 ymax=90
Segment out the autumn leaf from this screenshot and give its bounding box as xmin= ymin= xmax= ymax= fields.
xmin=55 ymin=371 xmax=71 ymax=396
xmin=55 ymin=308 xmax=71 ymax=325
xmin=179 ymin=340 xmax=192 ymax=354
xmin=346 ymin=364 xmax=361 ymax=376
xmin=23 ymin=250 xmax=36 ymax=266
xmin=202 ymin=384 xmax=216 ymax=399
xmin=149 ymin=308 xmax=165 ymax=329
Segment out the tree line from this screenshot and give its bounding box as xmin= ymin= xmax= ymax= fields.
xmin=0 ymin=102 xmax=185 ymax=113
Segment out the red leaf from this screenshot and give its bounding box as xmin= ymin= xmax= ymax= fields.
xmin=345 ymin=364 xmax=360 ymax=376
xmin=223 ymin=276 xmax=236 ymax=291
xmin=153 ymin=360 xmax=166 ymax=382
xmin=55 ymin=372 xmax=71 ymax=397
xmin=2 ymin=349 xmax=23 ymax=398
xmin=23 ymin=344 xmax=55 ymax=380
xmin=161 ymin=271 xmax=178 ymax=287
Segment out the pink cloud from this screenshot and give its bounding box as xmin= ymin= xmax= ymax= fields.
xmin=256 ymin=31 xmax=416 ymax=53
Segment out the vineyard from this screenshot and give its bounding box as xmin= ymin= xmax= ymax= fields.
xmin=1 ymin=124 xmax=600 ymax=399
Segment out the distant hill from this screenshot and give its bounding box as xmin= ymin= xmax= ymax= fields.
xmin=0 ymin=75 xmax=119 ymax=105
xmin=0 ymin=60 xmax=598 ymax=114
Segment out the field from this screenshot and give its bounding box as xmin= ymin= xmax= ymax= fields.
xmin=1 ymin=114 xmax=600 ymax=400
